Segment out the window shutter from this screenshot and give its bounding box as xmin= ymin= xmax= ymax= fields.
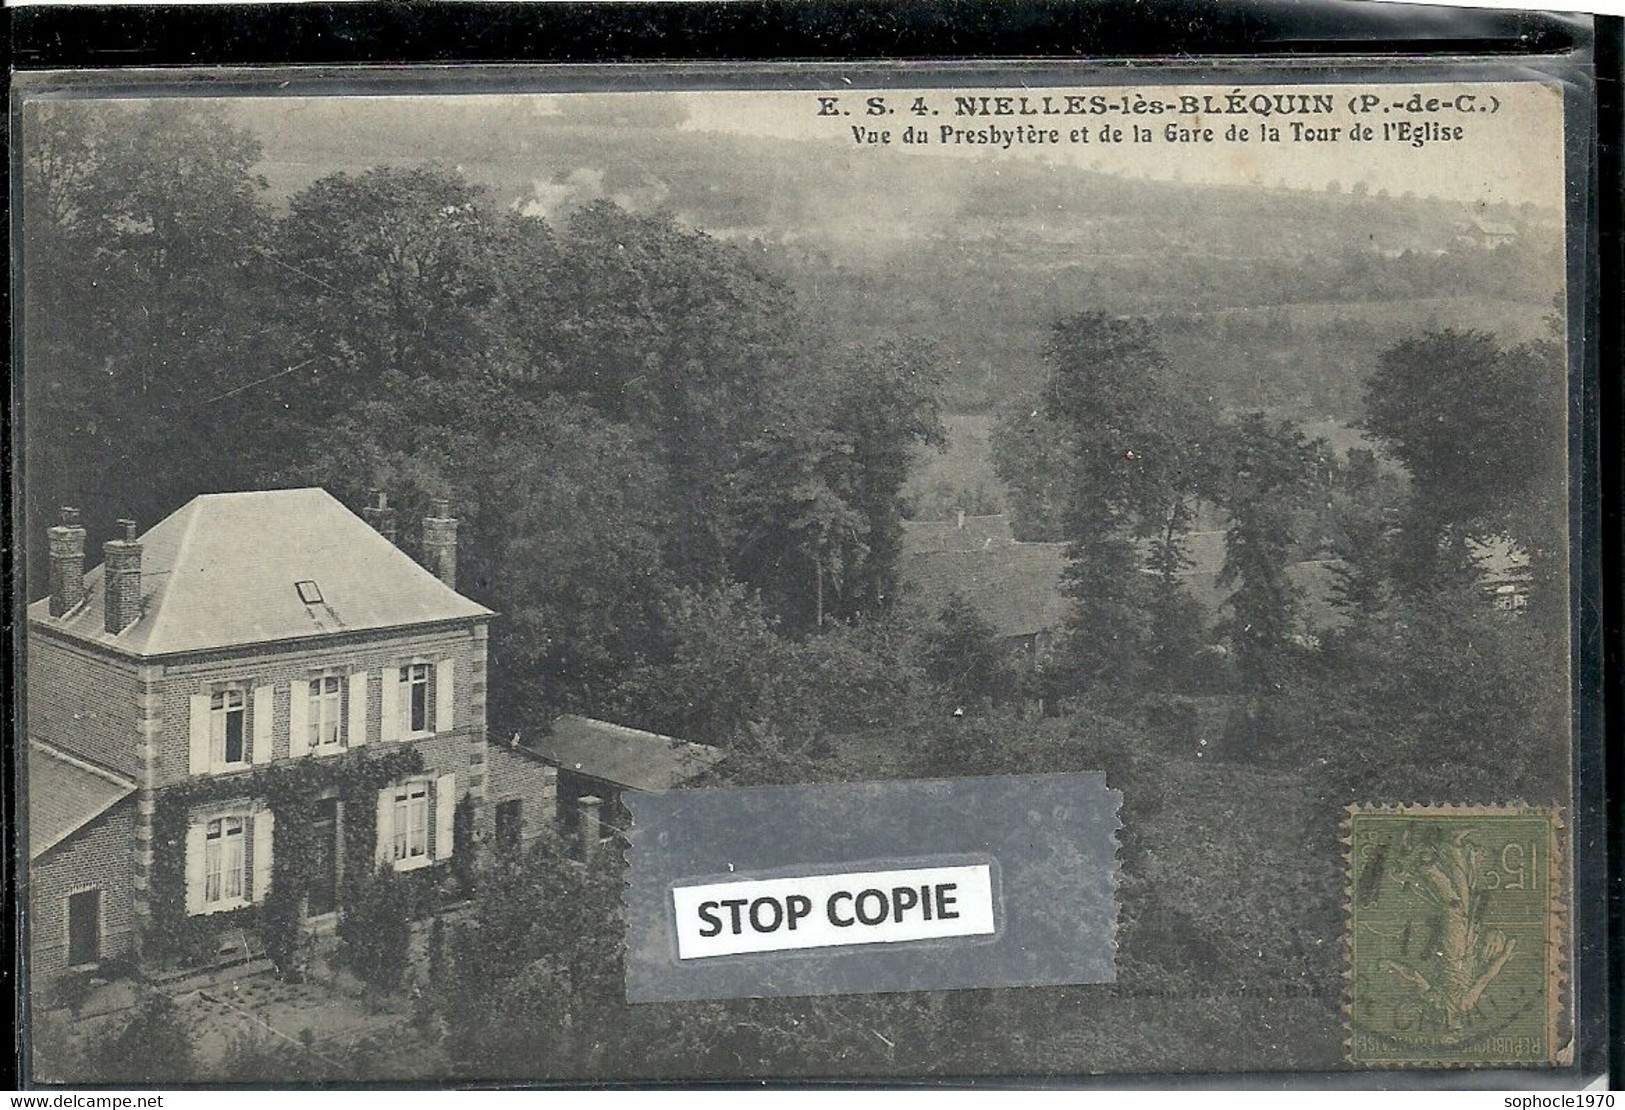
xmin=375 ymin=787 xmax=393 ymax=869
xmin=184 ymin=821 xmax=207 ymax=915
xmin=252 ymin=685 xmax=275 ymax=765
xmin=434 ymin=773 xmax=457 ymax=861
xmin=347 ymin=671 xmax=369 ymax=747
xmin=435 ymin=659 xmax=455 ymax=733
xmin=252 ymin=808 xmax=275 ymax=902
xmin=379 ymin=670 xmax=400 ymax=744
xmin=189 ymin=694 xmax=212 ymax=776
xmin=288 ymin=681 xmax=311 ymax=759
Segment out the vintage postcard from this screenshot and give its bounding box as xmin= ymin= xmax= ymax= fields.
xmin=15 ymin=70 xmax=1578 ymax=1083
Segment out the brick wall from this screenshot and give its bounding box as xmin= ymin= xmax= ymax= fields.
xmin=486 ymin=745 xmax=558 ymax=846
xmin=26 ymin=633 xmax=142 ymax=779
xmin=155 ymin=622 xmax=487 ymax=789
xmin=31 ymin=620 xmax=491 ymax=966
xmin=30 ymin=801 xmax=136 ymax=985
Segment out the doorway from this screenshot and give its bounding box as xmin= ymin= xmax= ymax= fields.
xmin=66 ymin=888 xmax=101 ymax=967
xmin=308 ymin=799 xmax=340 ymax=916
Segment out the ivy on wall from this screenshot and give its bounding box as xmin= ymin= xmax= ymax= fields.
xmin=146 ymin=747 xmax=427 ymax=969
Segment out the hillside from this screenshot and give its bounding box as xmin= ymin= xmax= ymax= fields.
xmin=234 ymin=97 xmax=1564 ymax=419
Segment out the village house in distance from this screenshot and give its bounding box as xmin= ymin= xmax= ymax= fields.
xmin=26 ymin=487 xmax=707 ymax=989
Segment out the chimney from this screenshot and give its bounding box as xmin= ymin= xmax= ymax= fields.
xmin=422 ymin=498 xmax=458 ymax=590
xmin=362 ymin=490 xmax=397 ymax=544
xmin=47 ymin=506 xmax=87 ymax=617
xmin=103 ymin=519 xmax=143 ymax=635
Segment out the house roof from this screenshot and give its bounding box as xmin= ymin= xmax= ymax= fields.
xmin=900 ymin=515 xmax=1015 ymax=556
xmin=527 ymin=715 xmax=724 ymax=793
xmin=898 ymin=542 xmax=1071 ymax=639
xmin=28 ymin=488 xmax=492 ymax=657
xmin=29 ymin=741 xmax=136 ymax=860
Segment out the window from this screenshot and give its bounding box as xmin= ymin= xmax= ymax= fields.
xmin=211 ymin=689 xmax=247 ymax=767
xmin=401 ymin=663 xmax=430 ymax=735
xmin=204 ymin=815 xmax=247 ymax=909
xmin=309 ymin=675 xmax=342 ymax=750
xmin=392 ymin=779 xmax=430 ymax=863
xmin=295 ymin=580 xmax=323 ymax=605
xmin=376 ymin=773 xmax=453 ymax=872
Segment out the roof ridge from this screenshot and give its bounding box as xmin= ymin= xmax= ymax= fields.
xmin=29 ymin=738 xmax=138 ymax=790
xmin=136 ymin=497 xmax=202 ymax=650
xmin=562 ymin=713 xmax=682 ymax=745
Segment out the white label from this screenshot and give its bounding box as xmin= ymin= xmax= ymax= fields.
xmin=672 ymin=863 xmax=996 ymax=960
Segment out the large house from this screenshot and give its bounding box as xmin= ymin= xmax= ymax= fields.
xmin=26 ymin=489 xmax=541 ymax=985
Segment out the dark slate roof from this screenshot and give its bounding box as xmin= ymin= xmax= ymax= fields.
xmin=29 ymin=488 xmax=492 ymax=657
xmin=900 ymin=515 xmax=1016 ymax=556
xmin=29 ymin=741 xmax=135 ymax=860
xmin=527 ymin=715 xmax=724 ymax=792
xmin=898 ymin=542 xmax=1071 ymax=639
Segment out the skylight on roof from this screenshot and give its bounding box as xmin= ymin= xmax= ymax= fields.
xmin=295 ymin=580 xmax=323 ymax=605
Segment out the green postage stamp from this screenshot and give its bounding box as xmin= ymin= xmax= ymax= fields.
xmin=1345 ymin=804 xmax=1568 ymax=1069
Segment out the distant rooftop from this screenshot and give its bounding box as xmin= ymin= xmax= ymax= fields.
xmin=29 ymin=488 xmax=491 ymax=656
xmin=900 ymin=514 xmax=1016 ymax=556
xmin=899 ymin=541 xmax=1071 ymax=640
xmin=526 ymin=715 xmax=724 ymax=793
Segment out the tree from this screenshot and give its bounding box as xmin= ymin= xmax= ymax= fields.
xmin=547 ymin=201 xmax=798 ymax=585
xmin=815 ymin=341 xmax=947 ymax=617
xmin=337 ymin=864 xmax=414 ymax=997
xmin=1360 ymin=329 xmax=1566 ymax=599
xmin=1031 ymin=313 xmax=1217 ymax=697
xmin=20 ymin=100 xmax=279 ymax=582
xmin=990 ymin=402 xmax=1076 ymax=541
xmin=278 ymin=166 xmax=505 ymax=399
xmin=923 ymin=593 xmax=1016 ymax=709
xmin=1214 ymin=415 xmax=1316 ymax=697
xmin=83 ymin=992 xmax=196 ymax=1084
xmin=431 ymin=834 xmax=626 ymax=1079
xmin=731 ymin=421 xmax=868 ymax=631
xmin=730 ymin=341 xmax=943 ymax=630
xmin=606 ymin=583 xmax=795 ymax=746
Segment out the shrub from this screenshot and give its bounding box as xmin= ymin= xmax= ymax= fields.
xmin=86 ymin=992 xmax=195 ymax=1084
xmin=336 ymin=864 xmax=414 ymax=996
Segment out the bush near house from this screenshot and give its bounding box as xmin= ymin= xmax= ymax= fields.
xmin=337 ymin=865 xmax=415 ymax=997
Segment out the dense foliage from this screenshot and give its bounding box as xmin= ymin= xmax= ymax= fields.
xmin=21 ymin=103 xmax=943 ymax=736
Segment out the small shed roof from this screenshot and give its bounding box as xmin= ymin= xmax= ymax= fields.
xmin=29 ymin=741 xmax=136 ymax=860
xmin=527 ymin=715 xmax=724 ymax=793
